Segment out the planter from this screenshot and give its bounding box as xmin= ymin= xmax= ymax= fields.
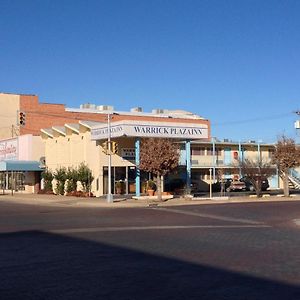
xmin=115 ymin=181 xmax=125 ymax=194
xmin=147 ymin=189 xmax=155 ymax=196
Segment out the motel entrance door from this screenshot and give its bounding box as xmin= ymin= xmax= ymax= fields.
xmin=103 ymin=166 xmax=150 ymax=195
xmin=103 ymin=166 xmax=147 ymax=195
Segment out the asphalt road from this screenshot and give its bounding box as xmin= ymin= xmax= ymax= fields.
xmin=0 ymin=200 xmax=300 ymax=299
xmin=195 ymin=188 xmax=300 ymax=198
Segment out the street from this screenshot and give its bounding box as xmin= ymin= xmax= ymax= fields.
xmin=0 ymin=199 xmax=300 ymax=299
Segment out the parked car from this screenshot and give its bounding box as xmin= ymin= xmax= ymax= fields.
xmin=226 ymin=180 xmax=246 ymax=192
xmin=240 ymin=177 xmax=269 ymax=191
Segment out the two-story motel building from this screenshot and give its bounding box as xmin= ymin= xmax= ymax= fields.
xmin=40 ymin=106 xmax=279 ymax=197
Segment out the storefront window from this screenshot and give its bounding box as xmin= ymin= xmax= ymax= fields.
xmin=0 ymin=172 xmax=25 ymax=191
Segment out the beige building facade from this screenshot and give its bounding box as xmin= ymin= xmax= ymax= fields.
xmin=41 ymin=120 xmax=282 ymax=197
xmin=0 ymin=93 xmax=20 ymax=139
xmin=41 ymin=118 xmax=211 ymax=196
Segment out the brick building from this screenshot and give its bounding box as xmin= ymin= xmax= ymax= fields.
xmin=0 ymin=92 xmax=210 ymax=139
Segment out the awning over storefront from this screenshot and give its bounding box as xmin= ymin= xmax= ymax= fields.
xmin=89 ymin=120 xmax=209 ymax=140
xmin=0 ymin=160 xmax=43 ymax=172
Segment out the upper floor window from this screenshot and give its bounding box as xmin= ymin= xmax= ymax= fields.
xmin=207 ymin=147 xmax=213 ymax=155
xmin=191 ymin=147 xmax=205 ymax=156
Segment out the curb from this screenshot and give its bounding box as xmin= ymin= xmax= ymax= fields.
xmin=0 ymin=194 xmax=300 ymax=208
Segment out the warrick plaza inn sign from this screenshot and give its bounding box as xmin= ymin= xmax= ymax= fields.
xmin=91 ymin=120 xmax=209 ymax=140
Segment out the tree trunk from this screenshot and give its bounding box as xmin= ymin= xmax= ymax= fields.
xmin=156 ymin=175 xmax=162 ymax=202
xmin=255 ymin=180 xmax=262 ymax=197
xmin=283 ymin=169 xmax=290 ymax=197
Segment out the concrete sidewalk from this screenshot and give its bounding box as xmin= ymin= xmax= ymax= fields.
xmin=0 ymin=192 xmax=299 ymax=208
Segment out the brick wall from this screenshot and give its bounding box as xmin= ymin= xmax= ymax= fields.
xmin=19 ymin=95 xmax=211 ymax=138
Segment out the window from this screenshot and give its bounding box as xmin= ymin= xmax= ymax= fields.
xmin=192 ymin=147 xmax=205 ymax=155
xmin=268 ymin=149 xmax=275 ymax=158
xmin=233 ymin=151 xmax=239 ymax=160
xmin=191 ymin=147 xmax=199 ymax=155
xmin=207 ymin=148 xmax=213 ymax=155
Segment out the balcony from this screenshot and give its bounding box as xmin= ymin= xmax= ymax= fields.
xmin=191 ymin=159 xmax=233 ymax=168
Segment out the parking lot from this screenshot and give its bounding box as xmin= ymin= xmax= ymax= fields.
xmin=0 ymin=198 xmax=300 ymax=299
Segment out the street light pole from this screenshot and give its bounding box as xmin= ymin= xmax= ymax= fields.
xmin=107 ymin=113 xmax=113 ymax=203
xmin=209 ymin=168 xmax=212 ymax=199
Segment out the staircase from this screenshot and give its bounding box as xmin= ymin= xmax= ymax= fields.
xmin=288 ymin=169 xmax=300 ymax=189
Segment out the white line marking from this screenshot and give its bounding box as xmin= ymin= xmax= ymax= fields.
xmin=50 ymin=224 xmax=270 ymax=234
xmin=154 ymin=207 xmax=264 ymax=225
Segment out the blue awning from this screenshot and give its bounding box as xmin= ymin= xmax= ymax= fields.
xmin=0 ymin=160 xmax=43 ymax=172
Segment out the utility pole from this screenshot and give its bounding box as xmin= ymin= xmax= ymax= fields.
xmin=294 ymin=111 xmax=300 ymax=142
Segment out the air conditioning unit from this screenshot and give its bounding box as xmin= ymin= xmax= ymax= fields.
xmin=130 ymin=107 xmax=143 ymax=113
xmin=152 ymin=109 xmax=165 ymax=114
xmin=80 ymin=103 xmax=96 ymax=109
xmin=97 ymin=105 xmax=114 ymax=111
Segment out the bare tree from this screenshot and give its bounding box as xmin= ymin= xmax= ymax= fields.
xmin=140 ymin=138 xmax=179 ymax=201
xmin=240 ymin=158 xmax=275 ymax=197
xmin=216 ymin=168 xmax=226 ymax=196
xmin=272 ymin=136 xmax=300 ymax=196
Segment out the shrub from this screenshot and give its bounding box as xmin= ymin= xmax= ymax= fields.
xmin=147 ymin=180 xmax=156 ymax=191
xmin=54 ymin=166 xmax=67 ymax=195
xmin=41 ymin=168 xmax=53 ymax=192
xmin=66 ymin=167 xmax=78 ymax=193
xmin=115 ymin=181 xmax=125 ymax=194
xmin=77 ymin=163 xmax=94 ymax=193
xmin=141 ymin=180 xmax=148 ymax=193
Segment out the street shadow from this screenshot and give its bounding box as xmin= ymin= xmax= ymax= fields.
xmin=0 ymin=230 xmax=299 ymax=300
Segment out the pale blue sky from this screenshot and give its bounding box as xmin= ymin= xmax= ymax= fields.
xmin=1 ymin=0 xmax=300 ymax=142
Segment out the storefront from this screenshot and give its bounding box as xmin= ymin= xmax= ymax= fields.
xmin=0 ymin=161 xmax=43 ymax=194
xmin=0 ymin=135 xmax=45 ymax=194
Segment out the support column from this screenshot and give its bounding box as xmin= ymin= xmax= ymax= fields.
xmin=186 ymin=140 xmax=191 ymax=194
xmin=135 ymin=138 xmax=140 ymax=197
xmin=257 ymin=142 xmax=261 ymax=162
xmin=5 ymin=172 xmax=8 ymax=190
xmin=238 ymin=141 xmax=242 ymax=178
xmin=125 ymin=166 xmax=129 ymax=195
xmin=212 ymin=138 xmax=216 ymax=182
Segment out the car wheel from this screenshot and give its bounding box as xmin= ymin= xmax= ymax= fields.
xmin=249 ymin=186 xmax=254 ymax=191
xmin=226 ymin=187 xmax=231 ymax=192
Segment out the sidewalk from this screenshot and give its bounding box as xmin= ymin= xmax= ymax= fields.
xmin=0 ymin=192 xmax=300 ymax=208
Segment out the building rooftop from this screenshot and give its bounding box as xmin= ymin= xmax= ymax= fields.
xmin=66 ymin=103 xmax=205 ymax=120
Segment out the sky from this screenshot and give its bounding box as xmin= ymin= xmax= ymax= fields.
xmin=1 ymin=0 xmax=300 ymax=143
